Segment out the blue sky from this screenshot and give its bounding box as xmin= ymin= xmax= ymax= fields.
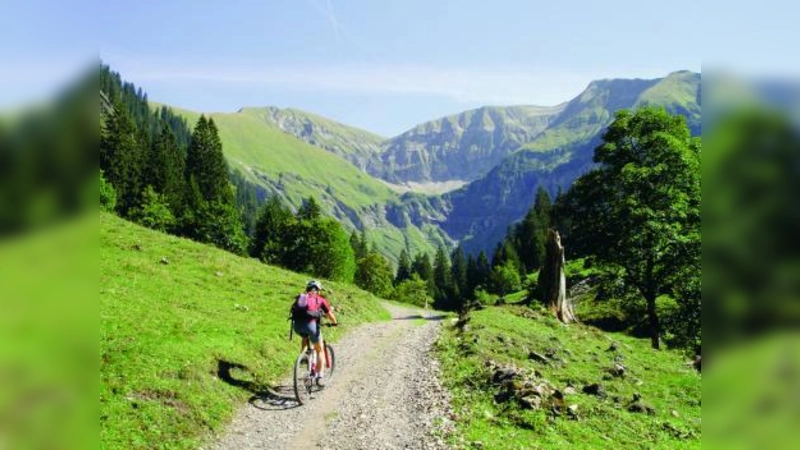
xmin=4 ymin=1 xmax=792 ymax=135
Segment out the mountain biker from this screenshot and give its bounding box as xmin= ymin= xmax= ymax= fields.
xmin=293 ymin=280 xmax=337 ymax=385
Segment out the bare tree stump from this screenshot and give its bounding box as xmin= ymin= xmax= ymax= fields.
xmin=538 ymin=230 xmax=576 ymax=324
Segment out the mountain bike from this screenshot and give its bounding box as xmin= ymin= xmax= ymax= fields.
xmin=293 ymin=323 xmax=337 ymax=405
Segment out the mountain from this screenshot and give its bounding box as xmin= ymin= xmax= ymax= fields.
xmin=252 ymin=106 xmax=385 ymax=172
xmin=152 ymin=70 xmax=699 ymax=261
xmin=376 ymin=105 xmax=565 ymax=183
xmin=154 ymin=104 xmax=450 ymax=262
xmin=441 ymin=71 xmax=701 ymax=255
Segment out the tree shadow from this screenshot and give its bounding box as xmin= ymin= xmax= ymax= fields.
xmin=216 ymin=360 xmax=301 ymax=411
xmin=393 ymin=314 xmax=447 ymax=321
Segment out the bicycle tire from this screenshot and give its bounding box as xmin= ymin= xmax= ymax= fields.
xmin=293 ymin=352 xmax=311 ymax=405
xmin=324 ymin=344 xmax=335 ymax=380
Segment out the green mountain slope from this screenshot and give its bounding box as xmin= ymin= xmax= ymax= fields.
xmin=251 ymin=106 xmax=385 ymax=171
xmin=441 ymin=71 xmax=701 ymax=255
xmin=436 ymin=304 xmax=701 ymax=449
xmin=100 ymin=212 xmax=390 ymax=449
xmin=154 ymin=103 xmax=450 ymax=262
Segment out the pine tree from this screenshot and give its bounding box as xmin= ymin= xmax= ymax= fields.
xmin=433 ymin=245 xmax=455 ymax=309
xmin=474 ymin=250 xmax=491 ymax=293
xmin=297 ymin=196 xmax=322 ymax=220
xmin=251 ymin=196 xmax=293 ymax=263
xmin=395 ymin=249 xmax=412 ymax=285
xmin=148 ymin=124 xmax=186 ymax=217
xmin=101 ymin=99 xmax=144 ymax=216
xmin=450 ymin=246 xmax=468 ymax=303
xmin=186 ymin=116 xmax=233 ymax=204
xmin=411 ymin=252 xmax=436 ymax=297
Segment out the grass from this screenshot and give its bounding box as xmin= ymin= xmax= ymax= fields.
xmin=150 ymin=102 xmax=445 ymax=263
xmin=434 ymin=303 xmax=701 ymax=449
xmin=100 ymin=212 xmax=390 ymax=449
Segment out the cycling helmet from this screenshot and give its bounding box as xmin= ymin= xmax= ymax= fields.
xmin=306 ymin=279 xmax=323 ymax=291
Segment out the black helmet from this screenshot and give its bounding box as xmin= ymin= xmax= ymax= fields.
xmin=306 ymin=279 xmax=323 ymax=291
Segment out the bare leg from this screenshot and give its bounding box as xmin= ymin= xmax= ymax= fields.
xmin=314 ymin=339 xmax=326 ymax=376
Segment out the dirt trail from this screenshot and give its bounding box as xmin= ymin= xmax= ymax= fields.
xmin=210 ymin=303 xmax=452 ymax=450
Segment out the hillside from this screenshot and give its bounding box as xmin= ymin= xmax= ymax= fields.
xmin=253 ymin=106 xmax=385 ymax=172
xmin=153 ymin=103 xmax=450 ymax=263
xmin=441 ymin=71 xmax=701 ymax=255
xmin=435 ymin=304 xmax=701 ymax=449
xmin=100 ymin=212 xmax=390 ymax=449
xmin=377 ymin=105 xmax=565 ymax=183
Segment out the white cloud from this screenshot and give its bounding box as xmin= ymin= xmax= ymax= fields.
xmin=121 ymin=62 xmax=597 ymax=106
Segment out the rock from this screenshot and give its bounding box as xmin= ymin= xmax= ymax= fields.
xmin=564 ymin=386 xmax=577 ymax=395
xmin=492 ymin=368 xmax=519 ymax=384
xmin=528 ymin=351 xmax=550 ymax=365
xmin=607 ymin=342 xmax=619 ymax=352
xmin=215 ymin=271 xmax=224 ymax=277
xmin=671 ymin=409 xmax=680 ymax=418
xmin=160 ymin=257 xmax=169 ymax=265
xmin=627 ymin=402 xmax=656 ymax=415
xmin=582 ymin=383 xmax=607 ymax=398
xmin=519 ymin=395 xmax=542 ymax=410
xmin=607 ymin=363 xmax=626 ymax=378
xmin=567 ymin=404 xmax=579 ymax=420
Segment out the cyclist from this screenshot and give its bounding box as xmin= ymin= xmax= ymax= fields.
xmin=292 ymin=280 xmax=337 ymax=385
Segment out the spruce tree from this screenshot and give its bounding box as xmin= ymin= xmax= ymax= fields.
xmin=450 ymin=246 xmax=468 ymax=302
xmin=433 ymin=245 xmax=454 ymax=309
xmin=395 ymin=249 xmax=412 ymax=285
xmin=297 ymin=196 xmax=322 ymax=220
xmin=411 ymin=252 xmax=436 ymax=297
xmin=101 ymin=99 xmax=144 ymax=216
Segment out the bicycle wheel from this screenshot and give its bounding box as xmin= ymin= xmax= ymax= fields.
xmin=293 ymin=352 xmax=311 ymax=405
xmin=324 ymin=344 xmax=336 ymax=380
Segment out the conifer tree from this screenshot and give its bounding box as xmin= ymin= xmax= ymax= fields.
xmin=297 ymin=196 xmax=322 ymax=220
xmin=101 ymin=99 xmax=144 ymax=215
xmin=411 ymin=252 xmax=436 ymax=297
xmin=450 ymin=246 xmax=468 ymax=301
xmin=395 ymin=249 xmax=412 ymax=285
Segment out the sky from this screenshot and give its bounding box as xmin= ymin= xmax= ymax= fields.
xmin=1 ymin=0 xmax=795 ymax=136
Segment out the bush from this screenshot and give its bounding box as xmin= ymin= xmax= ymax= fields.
xmin=100 ymin=170 xmax=117 ymax=212
xmin=489 ymin=261 xmax=521 ymax=296
xmin=129 ymin=186 xmax=176 ymax=232
xmin=390 ymin=275 xmax=430 ymax=308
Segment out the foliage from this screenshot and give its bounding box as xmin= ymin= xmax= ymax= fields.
xmin=129 ymin=186 xmax=176 ymax=232
xmin=489 ymin=261 xmax=521 ymax=297
xmin=355 ymin=251 xmax=395 ymax=298
xmin=100 ymin=170 xmax=117 ymax=212
xmin=556 ymin=107 xmax=700 ymax=349
xmin=188 ymin=201 xmax=248 ymax=256
xmin=251 ymin=196 xmax=293 ymax=264
xmin=411 ymin=252 xmax=435 ymax=297
xmin=394 ymin=248 xmax=412 ymax=285
xmin=390 ymin=275 xmax=430 ymax=308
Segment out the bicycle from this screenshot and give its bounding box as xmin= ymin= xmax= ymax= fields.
xmin=293 ymin=323 xmax=337 ymax=405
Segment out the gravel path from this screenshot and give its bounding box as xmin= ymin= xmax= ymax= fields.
xmin=210 ymin=303 xmax=453 ymax=450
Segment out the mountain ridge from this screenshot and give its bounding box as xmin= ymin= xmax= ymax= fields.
xmin=151 ymin=70 xmax=700 ymax=259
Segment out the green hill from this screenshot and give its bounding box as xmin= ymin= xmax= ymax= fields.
xmin=100 ymin=212 xmax=390 ymax=449
xmin=252 ymin=106 xmax=385 ymax=172
xmin=436 ymin=304 xmax=701 ymax=449
xmin=152 ymin=103 xmax=450 ymax=263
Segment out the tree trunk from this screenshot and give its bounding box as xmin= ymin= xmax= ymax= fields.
xmin=646 ymin=294 xmax=660 ymax=349
xmin=645 ymin=257 xmax=661 ymax=349
xmin=538 ymin=229 xmax=576 ymax=324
